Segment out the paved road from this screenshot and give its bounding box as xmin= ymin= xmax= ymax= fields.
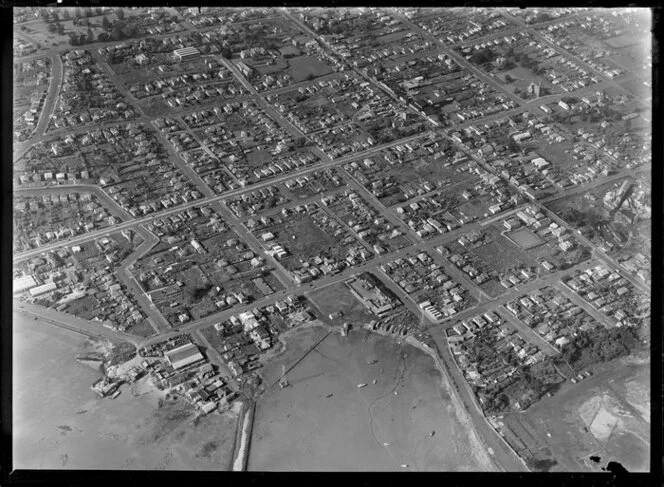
xmin=115 ymin=226 xmax=171 ymax=334
xmin=11 ymin=8 xmax=651 ymax=474
xmin=35 ymin=52 xmax=62 ymax=135
xmin=495 ymin=305 xmax=561 ymax=357
xmin=540 ymin=164 xmax=650 ymax=206
xmin=13 ymin=52 xmax=63 ymax=159
xmin=393 ymin=13 xmax=525 ymax=108
xmin=554 ymin=281 xmax=617 ymax=328
xmin=537 ymin=203 xmax=649 ymax=294
xmin=13 ymin=131 xmax=432 ymax=263
xmin=14 ymin=182 xmax=133 ymax=221
xmin=426 ymin=330 xmax=529 ymax=472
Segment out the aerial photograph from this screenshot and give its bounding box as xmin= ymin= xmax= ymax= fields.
xmin=11 ymin=6 xmax=651 ymax=474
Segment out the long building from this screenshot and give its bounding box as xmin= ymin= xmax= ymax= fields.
xmin=165 ymin=343 xmax=205 ymax=370
xmin=173 ymin=47 xmax=201 ymax=62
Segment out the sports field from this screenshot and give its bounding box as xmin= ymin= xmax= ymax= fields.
xmin=506 ymin=228 xmax=544 ymax=250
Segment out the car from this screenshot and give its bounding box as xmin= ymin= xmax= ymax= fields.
xmin=571 ymin=378 xmax=577 ymax=384
xmin=576 ymin=373 xmax=584 ymax=381
xmin=583 ymin=370 xmax=592 ymax=378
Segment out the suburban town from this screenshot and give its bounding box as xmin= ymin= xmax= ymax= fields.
xmin=12 ymin=6 xmax=651 ymax=475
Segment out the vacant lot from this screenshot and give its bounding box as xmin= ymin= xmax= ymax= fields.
xmin=471 ymin=233 xmax=535 ymax=274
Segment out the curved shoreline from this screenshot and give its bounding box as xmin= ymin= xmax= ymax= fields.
xmin=405 ymin=336 xmax=498 ymax=472
xmin=247 ymin=320 xmax=509 ymax=471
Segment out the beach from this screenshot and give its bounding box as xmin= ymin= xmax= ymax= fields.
xmin=248 ymin=325 xmax=496 ymax=471
xmin=13 ymin=311 xmax=238 ymax=470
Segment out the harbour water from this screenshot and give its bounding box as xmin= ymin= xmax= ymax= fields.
xmin=248 ymin=325 xmax=495 ymax=471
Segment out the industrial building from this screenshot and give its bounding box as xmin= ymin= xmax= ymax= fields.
xmin=29 ymin=281 xmax=57 ymax=297
xmin=165 ymin=343 xmax=205 ymax=370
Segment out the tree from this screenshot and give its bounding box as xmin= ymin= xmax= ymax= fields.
xmin=47 ymin=22 xmax=57 ymax=34
xmin=111 ymin=23 xmax=124 ymax=41
xmin=74 ymin=7 xmax=82 ymax=18
xmin=56 ymin=23 xmax=65 ymax=36
xmin=62 ymin=9 xmax=71 ymax=20
xmin=87 ymin=28 xmax=94 ymax=43
xmin=116 ymin=8 xmax=125 ymax=21
xmin=101 ymin=16 xmax=110 ymax=30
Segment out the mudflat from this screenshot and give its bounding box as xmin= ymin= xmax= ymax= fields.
xmin=248 ymin=325 xmax=495 ymax=471
xmin=13 ymin=312 xmax=238 ymax=470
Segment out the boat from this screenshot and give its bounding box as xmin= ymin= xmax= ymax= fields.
xmin=430 ymin=430 xmax=435 ymax=437
xmin=366 ymin=359 xmax=378 ymax=365
xmin=383 ymin=442 xmax=390 ymax=446
xmin=326 ymin=393 xmax=334 ymax=398
xmin=357 ymin=383 xmax=367 ymax=388
xmin=401 ymin=464 xmax=408 ymax=468
xmin=110 ymin=390 xmax=121 ymax=399
xmin=372 ymin=379 xmax=377 ymax=384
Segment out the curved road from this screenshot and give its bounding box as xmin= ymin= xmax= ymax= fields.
xmin=14 ymin=183 xmax=133 ymax=221
xmin=13 ymin=52 xmax=63 ymax=159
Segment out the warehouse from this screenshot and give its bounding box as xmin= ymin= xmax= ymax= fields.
xmin=173 ymin=47 xmax=201 ymax=62
xmin=165 ymin=343 xmax=205 ymax=370
xmin=29 ymin=281 xmax=57 ymax=297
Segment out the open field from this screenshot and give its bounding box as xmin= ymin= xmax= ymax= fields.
xmin=288 ymin=55 xmax=334 ymax=82
xmin=499 ymin=357 xmax=649 ymax=472
xmin=249 ymin=325 xmax=495 ymax=471
xmin=13 ymin=312 xmax=240 ymax=469
xmin=307 ymin=281 xmax=377 ymax=327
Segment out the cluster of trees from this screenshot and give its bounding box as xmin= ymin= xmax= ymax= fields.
xmin=560 ymin=206 xmax=608 ymax=230
xmin=502 ymin=47 xmax=546 ymax=75
xmin=68 ymin=18 xmax=140 ymax=46
xmin=559 ymin=326 xmax=642 ymax=370
xmin=183 ymin=284 xmax=213 ymax=305
xmin=469 ymin=47 xmax=499 ymax=66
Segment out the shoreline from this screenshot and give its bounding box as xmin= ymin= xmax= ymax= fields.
xmin=250 ymin=320 xmax=505 ymax=471
xmin=405 ymin=336 xmax=500 ymax=472
xmin=258 ymin=319 xmax=332 ymax=366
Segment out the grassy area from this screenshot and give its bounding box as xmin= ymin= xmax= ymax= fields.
xmin=128 ymin=318 xmax=157 ymax=338
xmin=287 ymin=55 xmax=334 ymax=82
xmin=471 ymin=235 xmax=534 ymax=274
xmin=307 ymin=281 xmax=376 ymax=328
xmin=276 ymin=213 xmax=345 ymax=263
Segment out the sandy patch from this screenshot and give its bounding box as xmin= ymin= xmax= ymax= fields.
xmin=589 ymin=399 xmax=621 ymax=443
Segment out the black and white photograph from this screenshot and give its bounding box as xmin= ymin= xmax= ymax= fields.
xmin=7 ymin=5 xmax=654 ymax=477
